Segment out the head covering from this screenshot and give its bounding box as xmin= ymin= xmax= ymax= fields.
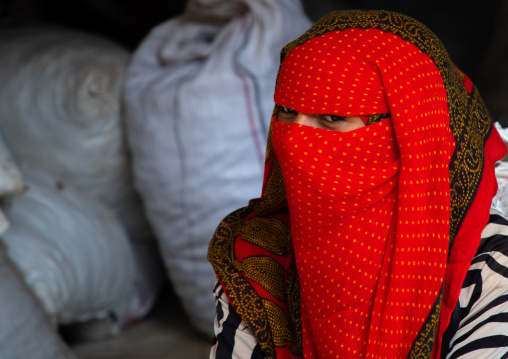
xmin=208 ymin=9 xmax=506 ymax=359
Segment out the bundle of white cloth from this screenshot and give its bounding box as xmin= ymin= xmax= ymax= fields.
xmin=493 ymin=122 xmax=508 ymax=214
xmin=0 ymin=27 xmax=163 ymax=358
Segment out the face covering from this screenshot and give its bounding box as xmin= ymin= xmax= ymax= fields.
xmin=271 ymin=24 xmax=456 ymax=357
xmin=208 ymin=10 xmax=506 ymax=359
xmin=272 ymin=117 xmax=400 ymax=357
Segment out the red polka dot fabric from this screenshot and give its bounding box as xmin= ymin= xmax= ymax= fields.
xmin=208 ymin=10 xmax=507 ymax=359
xmin=273 ymin=119 xmax=401 ymax=357
xmin=273 ymin=28 xmax=453 ymax=358
xmin=275 ymin=29 xmax=389 ymax=117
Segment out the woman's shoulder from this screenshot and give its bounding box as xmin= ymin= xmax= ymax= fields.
xmin=477 ymin=208 xmax=508 ymax=256
xmin=442 ymin=209 xmax=508 ymax=358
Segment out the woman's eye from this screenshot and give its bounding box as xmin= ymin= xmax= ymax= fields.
xmin=281 ymin=106 xmax=297 ymax=115
xmin=323 ymin=115 xmax=346 ymax=123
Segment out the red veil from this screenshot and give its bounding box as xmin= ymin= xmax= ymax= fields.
xmin=208 ymin=10 xmax=506 ymax=358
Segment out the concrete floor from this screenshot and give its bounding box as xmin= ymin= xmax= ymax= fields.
xmin=67 ymin=285 xmax=212 ymax=359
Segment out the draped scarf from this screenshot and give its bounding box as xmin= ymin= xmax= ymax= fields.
xmin=208 ymin=10 xmax=506 ymax=359
xmin=272 ymin=118 xmax=401 ymax=358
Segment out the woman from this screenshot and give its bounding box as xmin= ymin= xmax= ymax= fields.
xmin=208 ymin=9 xmax=508 ymax=359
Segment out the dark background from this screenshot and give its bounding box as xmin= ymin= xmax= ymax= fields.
xmin=0 ymin=0 xmax=506 ymax=109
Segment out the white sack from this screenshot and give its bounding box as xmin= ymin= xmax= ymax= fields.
xmin=0 ymin=27 xmax=163 ymax=320
xmin=1 ymin=164 xmax=136 ymax=326
xmin=0 ymin=241 xmax=78 ymax=359
xmin=0 ymin=136 xmax=24 ymax=197
xmin=0 ymin=27 xmax=129 ymax=216
xmin=0 ymin=115 xmax=67 ymax=359
xmin=0 ymin=139 xmax=24 ymax=235
xmin=493 ymin=122 xmax=508 ymax=215
xmin=123 ymin=0 xmax=311 ymax=335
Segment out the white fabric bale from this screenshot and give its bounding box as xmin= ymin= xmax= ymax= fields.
xmin=0 ymin=137 xmax=24 ymax=196
xmin=495 ymin=121 xmax=508 ymax=146
xmin=0 ymin=120 xmax=73 ymax=358
xmin=0 ymin=26 xmax=154 ymax=246
xmin=0 ymin=138 xmax=24 ymax=235
xmin=493 ymin=122 xmax=508 ymax=215
xmin=1 ymin=164 xmax=136 ymax=326
xmin=0 ymin=144 xmax=72 ymax=359
xmin=0 ymin=27 xmax=163 ymax=321
xmin=123 ymin=0 xmax=311 ymax=335
xmin=0 ymin=241 xmax=78 ymax=359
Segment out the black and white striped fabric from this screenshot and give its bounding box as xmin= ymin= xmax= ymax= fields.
xmin=210 ymin=280 xmax=265 ymax=359
xmin=442 ymin=210 xmax=508 ymax=358
xmin=211 ymin=209 xmax=508 ymax=359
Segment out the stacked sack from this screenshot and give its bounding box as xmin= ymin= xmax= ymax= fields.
xmin=0 ymin=130 xmax=78 ymax=358
xmin=0 ymin=26 xmax=163 ymax=357
xmin=475 ymin=1 xmax=508 ymax=215
xmin=493 ymin=122 xmax=508 ymax=215
xmin=123 ymin=0 xmax=312 ymax=335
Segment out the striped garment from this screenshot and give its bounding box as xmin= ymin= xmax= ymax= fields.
xmin=210 ymin=210 xmax=508 ymax=359
xmin=210 ymin=280 xmax=265 ymax=359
